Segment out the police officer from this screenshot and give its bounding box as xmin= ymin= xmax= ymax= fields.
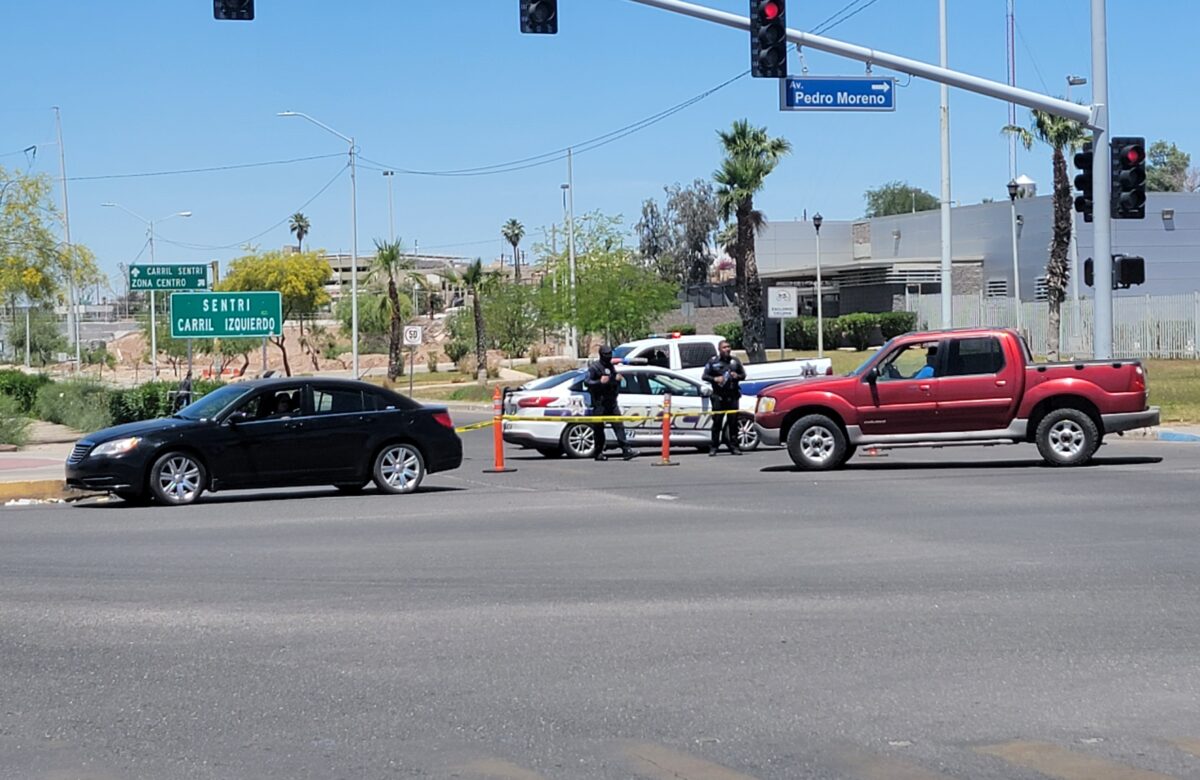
xmin=585 ymin=345 xmax=635 ymax=461
xmin=702 ymin=339 xmax=746 ymax=456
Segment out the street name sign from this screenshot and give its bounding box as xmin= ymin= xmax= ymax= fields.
xmin=780 ymin=76 xmax=897 ymax=112
xmin=170 ymin=291 xmax=283 ymax=338
xmin=767 ymin=287 xmax=799 ymax=319
xmin=129 ymin=264 xmax=208 ymax=291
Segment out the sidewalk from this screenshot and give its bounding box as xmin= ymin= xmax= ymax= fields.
xmin=0 ymin=423 xmax=79 ymax=501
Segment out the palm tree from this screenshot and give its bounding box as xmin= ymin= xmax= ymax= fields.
xmin=369 ymin=238 xmax=416 ymax=381
xmin=713 ymin=120 xmax=791 ymax=363
xmin=501 ymin=218 xmax=526 ymax=282
xmin=460 ymin=259 xmax=495 ymax=385
xmin=1003 ymin=109 xmax=1088 ymax=360
xmin=289 ymin=212 xmax=310 ymax=252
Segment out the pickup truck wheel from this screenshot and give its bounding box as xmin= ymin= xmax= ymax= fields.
xmin=1036 ymin=408 xmax=1100 ymax=467
xmin=735 ymin=414 xmax=760 ymax=451
xmin=786 ymin=414 xmax=847 ymax=471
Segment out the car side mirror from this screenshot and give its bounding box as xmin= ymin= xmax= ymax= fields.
xmin=700 ymin=385 xmax=713 ymax=397
xmin=226 ymin=410 xmax=252 ymax=426
xmin=866 ymin=366 xmax=880 ymax=384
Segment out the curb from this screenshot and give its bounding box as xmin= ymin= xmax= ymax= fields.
xmin=0 ymin=479 xmax=88 ymax=503
xmin=414 ymin=400 xmax=495 ymax=413
xmin=1159 ymin=430 xmax=1200 ymax=443
xmin=1120 ymin=427 xmax=1200 ymax=443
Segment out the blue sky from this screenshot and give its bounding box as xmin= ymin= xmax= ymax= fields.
xmin=2 ymin=0 xmax=1195 ymax=291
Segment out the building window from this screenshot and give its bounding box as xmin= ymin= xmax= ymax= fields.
xmin=985 ymin=279 xmax=1009 ymax=298
xmin=1034 ymin=276 xmax=1048 ymax=302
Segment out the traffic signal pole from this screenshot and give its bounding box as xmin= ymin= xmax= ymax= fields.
xmin=624 ymin=0 xmax=1113 ymax=356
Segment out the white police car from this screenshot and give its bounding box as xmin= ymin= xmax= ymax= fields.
xmin=502 ymin=366 xmax=761 ymax=458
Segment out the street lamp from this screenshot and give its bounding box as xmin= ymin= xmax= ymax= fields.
xmin=561 ymin=170 xmax=577 ymax=359
xmin=1006 ymin=179 xmax=1022 ymax=333
xmin=812 ymin=213 xmax=824 ymax=358
xmin=278 ymin=111 xmax=359 ymax=378
xmin=382 ymin=170 xmax=395 ymax=242
xmin=102 ymin=203 xmax=191 ymax=377
xmin=1066 ymin=74 xmax=1088 ymax=348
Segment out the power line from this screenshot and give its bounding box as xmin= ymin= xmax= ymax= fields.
xmin=67 ymin=153 xmax=344 ymax=182
xmin=155 ymin=163 xmax=348 ymax=252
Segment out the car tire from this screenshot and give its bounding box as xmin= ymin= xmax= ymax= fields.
xmin=786 ymin=414 xmax=848 ymax=471
xmin=536 ymin=447 xmax=564 ymax=459
xmin=334 ymin=482 xmax=368 ymax=493
xmin=1036 ymin=408 xmax=1100 ymax=467
xmin=735 ymin=413 xmax=760 ymax=451
xmin=561 ymin=423 xmax=598 ymax=459
xmin=372 ymin=443 xmax=425 ymax=494
xmin=148 ymin=451 xmax=207 ymax=506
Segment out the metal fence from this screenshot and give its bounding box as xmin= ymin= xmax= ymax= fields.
xmin=905 ymin=292 xmax=1200 ymax=360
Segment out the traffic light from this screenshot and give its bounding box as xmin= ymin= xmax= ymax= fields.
xmin=1073 ymin=144 xmax=1094 ymax=224
xmin=750 ymin=0 xmax=788 ymax=78
xmin=1084 ymin=257 xmax=1094 ymax=288
xmin=213 ymin=0 xmax=253 ymax=20
xmin=1111 ymin=136 xmax=1146 ymax=219
xmin=520 ymin=0 xmax=558 ymax=34
xmin=1114 ymin=255 xmax=1145 ymax=288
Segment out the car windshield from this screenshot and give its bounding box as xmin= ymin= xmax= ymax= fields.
xmin=522 ymin=370 xmax=583 ymax=391
xmin=847 ymin=339 xmax=892 ymax=376
xmin=174 ymin=384 xmax=254 ymax=420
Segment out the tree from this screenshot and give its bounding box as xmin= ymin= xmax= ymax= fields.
xmin=863 ymin=181 xmax=940 ymax=217
xmin=1147 ymin=140 xmax=1192 ymax=192
xmin=714 ymin=120 xmax=791 ymax=363
xmin=573 ymin=249 xmax=677 ymax=345
xmin=636 ymin=180 xmax=721 ymax=286
xmin=459 ymin=259 xmax=497 ymax=384
xmin=484 ymin=281 xmax=539 ymax=365
xmin=216 ymin=249 xmax=331 ymax=376
xmin=635 ymin=197 xmax=674 ymax=278
xmin=8 ymin=307 xmax=66 ymax=366
xmin=370 ymin=238 xmax=415 ymax=380
xmin=1004 ymin=109 xmax=1088 ymax=360
xmin=501 ymin=218 xmax=525 ymax=283
xmin=289 ymin=212 xmax=310 ymax=252
xmin=1 ymin=167 xmax=61 ymax=355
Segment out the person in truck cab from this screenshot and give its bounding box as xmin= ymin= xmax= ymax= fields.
xmin=913 ymin=346 xmax=939 ymax=379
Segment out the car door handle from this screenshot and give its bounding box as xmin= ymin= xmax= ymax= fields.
xmin=284 ymin=421 xmax=304 ymax=430
xmin=917 ymin=384 xmax=931 ymax=392
xmin=995 ymin=380 xmax=1008 ymax=387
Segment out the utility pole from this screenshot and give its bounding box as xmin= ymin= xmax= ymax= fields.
xmin=565 ymin=150 xmax=578 ymax=359
xmin=383 ymin=170 xmax=395 ymax=242
xmin=938 ymin=0 xmax=953 ymax=328
xmin=1090 ymin=0 xmax=1113 ymax=358
xmin=1006 ymin=0 xmax=1018 ymax=181
xmin=54 ymin=107 xmax=79 ymax=372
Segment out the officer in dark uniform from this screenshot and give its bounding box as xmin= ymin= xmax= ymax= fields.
xmin=585 ymin=345 xmax=635 ymax=461
xmin=702 ymin=339 xmax=747 ymax=456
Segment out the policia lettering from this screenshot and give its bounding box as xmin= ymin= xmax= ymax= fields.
xmin=702 ymin=339 xmax=747 ymax=456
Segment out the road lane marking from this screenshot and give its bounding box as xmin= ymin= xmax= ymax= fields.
xmin=455 ymin=758 xmax=547 ymax=779
xmin=976 ymin=740 xmax=1175 ymax=780
xmin=625 ymin=742 xmax=759 ymax=780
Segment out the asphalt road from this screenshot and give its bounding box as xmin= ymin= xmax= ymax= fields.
xmin=2 ymin=414 xmax=1200 ymax=779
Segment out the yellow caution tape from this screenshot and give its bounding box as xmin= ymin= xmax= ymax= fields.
xmin=454 ymin=420 xmax=496 ymax=433
xmin=454 ymin=409 xmax=745 ymax=433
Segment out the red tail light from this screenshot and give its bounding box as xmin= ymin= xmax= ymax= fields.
xmin=517 ymin=396 xmax=558 ymax=408
xmin=432 ymin=411 xmax=454 ymax=429
xmin=1132 ymin=365 xmax=1146 ymax=394
xmin=825 ymin=366 xmax=834 ymax=375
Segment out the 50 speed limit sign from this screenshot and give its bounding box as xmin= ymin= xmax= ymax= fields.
xmin=403 ymin=325 xmax=424 ymax=346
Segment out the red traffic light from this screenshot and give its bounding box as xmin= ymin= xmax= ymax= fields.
xmin=1123 ymin=146 xmax=1145 ymax=165
xmin=762 ymin=1 xmax=781 ymax=19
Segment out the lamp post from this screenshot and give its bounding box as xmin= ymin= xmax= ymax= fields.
xmin=813 ymin=213 xmax=824 ymax=358
xmin=279 ymin=111 xmax=359 ymax=377
xmin=1066 ymin=74 xmax=1088 ymax=350
xmin=382 ymin=170 xmax=395 ymax=242
xmin=102 ymin=203 xmax=191 ymax=377
xmin=1006 ymin=179 xmax=1022 ymax=333
xmin=561 ymin=161 xmax=577 ymax=359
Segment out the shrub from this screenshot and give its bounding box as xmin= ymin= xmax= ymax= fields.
xmin=0 ymin=370 xmax=53 ymax=414
xmin=713 ymin=321 xmax=743 ymax=350
xmin=784 ymin=317 xmax=820 ymax=351
xmin=666 ymin=323 xmax=698 ymax=336
xmin=35 ymin=380 xmax=113 ymax=433
xmin=822 ymin=316 xmax=845 ymax=350
xmin=426 ymin=353 xmax=440 ymax=373
xmin=444 ymin=339 xmax=471 ymax=363
xmin=839 ymin=313 xmax=880 ymax=351
xmin=0 ymin=395 xmax=31 ymax=447
xmin=879 ymin=311 xmax=918 ymax=339
xmin=106 ymin=379 xmax=225 ymax=425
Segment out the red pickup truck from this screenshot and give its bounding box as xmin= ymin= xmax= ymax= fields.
xmin=754 ymin=328 xmax=1159 ymax=469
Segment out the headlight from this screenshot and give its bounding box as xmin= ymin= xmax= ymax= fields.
xmin=91 ymin=437 xmax=140 ymax=457
xmin=756 ymin=397 xmax=776 ymax=414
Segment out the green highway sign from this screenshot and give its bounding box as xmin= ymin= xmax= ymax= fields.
xmin=170 ymin=291 xmax=283 ymax=339
xmin=129 ymin=264 xmax=208 ymax=291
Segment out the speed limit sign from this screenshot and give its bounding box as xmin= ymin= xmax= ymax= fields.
xmin=403 ymin=325 xmax=424 ymax=346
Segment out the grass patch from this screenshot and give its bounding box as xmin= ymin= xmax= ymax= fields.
xmin=742 ymin=349 xmax=876 ymax=376
xmin=1145 ymin=360 xmax=1200 ymax=424
xmin=410 ymin=381 xmax=510 ymax=403
xmin=0 ymin=395 xmax=31 ymax=446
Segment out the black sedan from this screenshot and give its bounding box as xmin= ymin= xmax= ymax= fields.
xmin=65 ymin=378 xmax=462 ymax=505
